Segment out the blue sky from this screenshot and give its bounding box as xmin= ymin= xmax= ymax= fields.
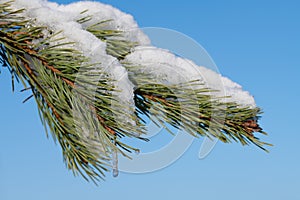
xmin=1 ymin=0 xmax=300 ymax=199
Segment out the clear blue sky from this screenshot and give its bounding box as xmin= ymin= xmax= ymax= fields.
xmin=1 ymin=0 xmax=299 ymax=199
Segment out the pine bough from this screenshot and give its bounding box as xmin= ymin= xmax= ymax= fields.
xmin=0 ymin=0 xmax=271 ymax=184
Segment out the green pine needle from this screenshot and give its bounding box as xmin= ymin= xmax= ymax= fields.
xmin=0 ymin=1 xmax=271 ymax=184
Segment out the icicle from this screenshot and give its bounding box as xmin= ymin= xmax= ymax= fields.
xmin=112 ymin=148 xmax=119 ymax=177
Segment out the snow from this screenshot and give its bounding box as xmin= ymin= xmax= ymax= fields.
xmin=9 ymin=0 xmax=137 ymax=125
xmin=6 ymin=0 xmax=256 ymax=111
xmin=55 ymin=1 xmax=150 ymax=45
xmin=125 ymin=46 xmax=256 ymax=107
xmin=198 ymin=66 xmax=256 ymax=107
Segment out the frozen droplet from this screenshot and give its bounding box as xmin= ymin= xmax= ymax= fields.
xmin=135 ymin=149 xmax=140 ymax=155
xmin=113 ymin=169 xmax=119 ymax=177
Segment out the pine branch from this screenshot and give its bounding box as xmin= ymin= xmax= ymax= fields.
xmin=0 ymin=1 xmax=143 ymax=183
xmin=127 ymin=66 xmax=271 ymax=151
xmin=82 ymin=18 xmax=272 ymax=151
xmin=85 ymin=20 xmax=137 ymax=60
xmin=0 ymin=1 xmax=271 ymax=184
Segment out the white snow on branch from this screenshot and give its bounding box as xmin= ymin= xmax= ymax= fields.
xmin=55 ymin=1 xmax=150 ymax=45
xmin=125 ymin=46 xmax=256 ymax=107
xmin=8 ymin=0 xmax=256 ymax=109
xmin=10 ymin=0 xmax=137 ymax=123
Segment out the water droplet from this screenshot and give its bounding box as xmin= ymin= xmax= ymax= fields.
xmin=113 ymin=169 xmax=119 ymax=177
xmin=135 ymin=149 xmax=140 ymax=155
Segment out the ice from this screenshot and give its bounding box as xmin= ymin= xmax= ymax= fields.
xmin=135 ymin=149 xmax=141 ymax=155
xmin=112 ymin=149 xmax=119 ymax=177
